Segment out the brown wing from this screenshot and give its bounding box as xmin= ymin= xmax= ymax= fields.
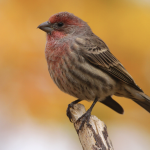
xmin=75 ymin=37 xmax=143 ymax=92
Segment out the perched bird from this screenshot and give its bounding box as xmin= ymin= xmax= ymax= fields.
xmin=38 ymin=12 xmax=150 ymax=128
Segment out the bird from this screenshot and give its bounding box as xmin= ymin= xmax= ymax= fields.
xmin=38 ymin=12 xmax=150 ymax=129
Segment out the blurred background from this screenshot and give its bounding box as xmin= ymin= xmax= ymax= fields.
xmin=0 ymin=0 xmax=150 ymax=149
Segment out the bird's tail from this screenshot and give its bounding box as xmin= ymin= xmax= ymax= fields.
xmin=132 ymin=92 xmax=150 ymax=113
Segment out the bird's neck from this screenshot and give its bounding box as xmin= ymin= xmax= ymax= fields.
xmin=45 ymin=34 xmax=69 ymax=64
xmin=47 ymin=31 xmax=66 ymax=41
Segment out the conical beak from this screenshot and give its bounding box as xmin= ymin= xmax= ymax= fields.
xmin=37 ymin=21 xmax=53 ymax=34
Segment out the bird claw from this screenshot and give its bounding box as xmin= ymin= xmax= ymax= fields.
xmin=67 ymin=99 xmax=82 ymax=122
xmin=76 ymin=110 xmax=91 ymax=132
xmin=66 ymin=103 xmax=74 ymax=122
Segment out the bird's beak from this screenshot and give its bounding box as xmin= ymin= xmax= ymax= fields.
xmin=37 ymin=21 xmax=53 ymax=34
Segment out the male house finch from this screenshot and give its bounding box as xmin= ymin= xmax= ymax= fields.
xmin=38 ymin=12 xmax=150 ymax=128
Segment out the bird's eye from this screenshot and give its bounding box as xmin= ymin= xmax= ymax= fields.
xmin=57 ymin=22 xmax=64 ymax=27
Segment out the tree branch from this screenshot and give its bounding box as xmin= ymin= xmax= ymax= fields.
xmin=68 ymin=103 xmax=114 ymax=150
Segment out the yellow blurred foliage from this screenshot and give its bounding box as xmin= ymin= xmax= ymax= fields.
xmin=0 ymin=0 xmax=150 ymax=130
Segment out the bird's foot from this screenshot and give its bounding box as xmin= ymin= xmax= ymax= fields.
xmin=76 ymin=109 xmax=92 ymax=132
xmin=66 ymin=102 xmax=74 ymax=122
xmin=67 ymin=99 xmax=82 ymax=122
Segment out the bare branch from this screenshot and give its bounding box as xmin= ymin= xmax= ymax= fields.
xmin=68 ymin=103 xmax=114 ymax=150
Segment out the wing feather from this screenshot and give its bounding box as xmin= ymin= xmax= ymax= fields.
xmin=76 ymin=37 xmax=143 ymax=92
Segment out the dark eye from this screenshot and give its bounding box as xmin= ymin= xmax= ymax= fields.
xmin=57 ymin=22 xmax=64 ymax=27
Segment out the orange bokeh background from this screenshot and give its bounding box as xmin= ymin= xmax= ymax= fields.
xmin=0 ymin=0 xmax=150 ymax=150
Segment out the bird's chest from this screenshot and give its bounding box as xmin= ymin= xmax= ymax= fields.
xmin=44 ymin=39 xmax=117 ymax=101
xmin=45 ymin=40 xmax=70 ymax=89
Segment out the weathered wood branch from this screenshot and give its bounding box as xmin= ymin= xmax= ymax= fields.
xmin=68 ymin=103 xmax=114 ymax=150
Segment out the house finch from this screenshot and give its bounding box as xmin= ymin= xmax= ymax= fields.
xmin=38 ymin=12 xmax=150 ymax=128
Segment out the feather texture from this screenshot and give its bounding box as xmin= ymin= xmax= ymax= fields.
xmin=75 ymin=36 xmax=143 ymax=92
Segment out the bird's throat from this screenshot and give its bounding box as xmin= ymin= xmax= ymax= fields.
xmin=47 ymin=30 xmax=66 ymax=41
